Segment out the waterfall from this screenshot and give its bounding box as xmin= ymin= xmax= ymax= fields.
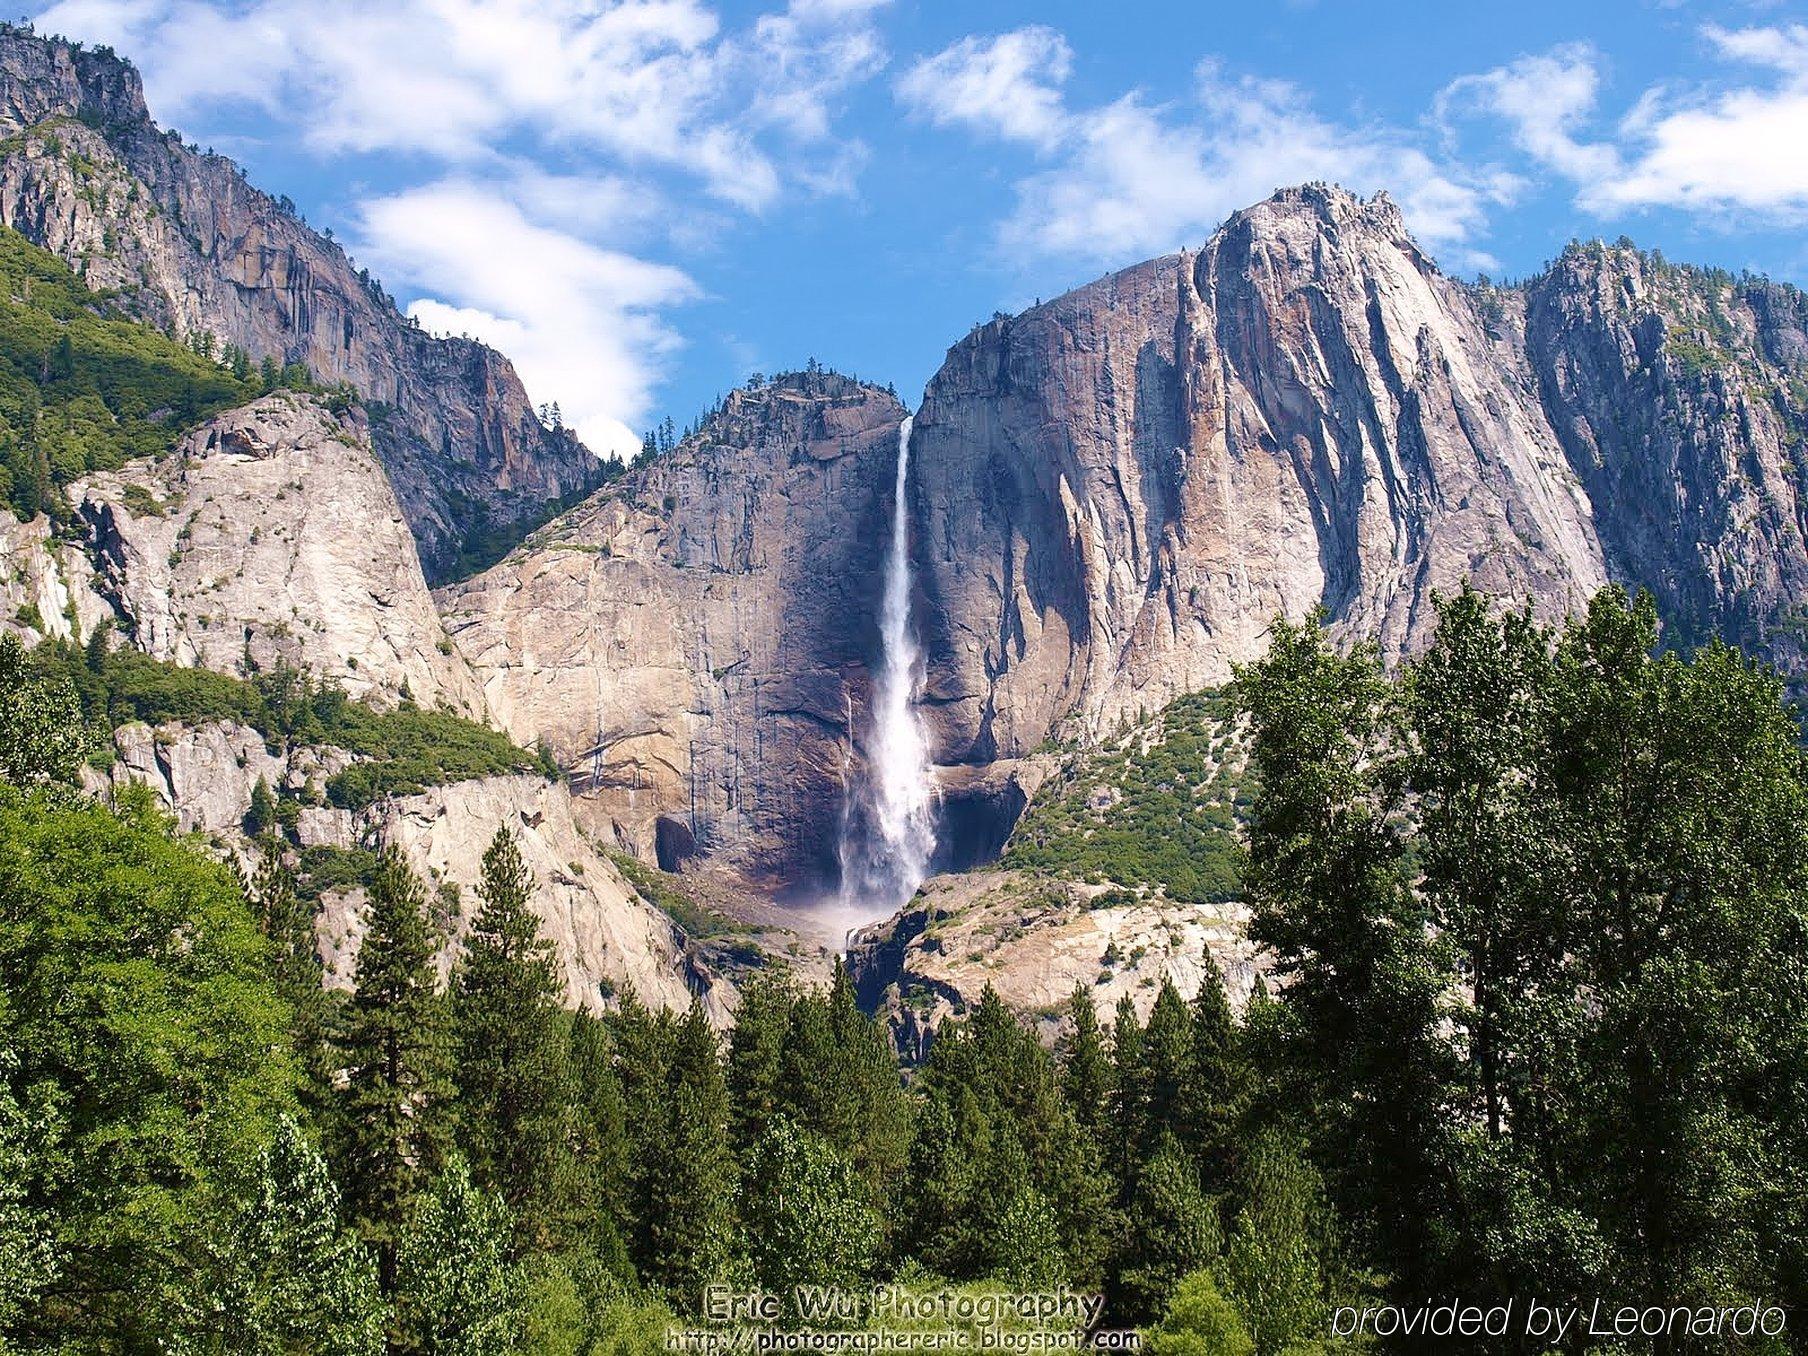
xmin=837 ymin=415 xmax=935 ymax=920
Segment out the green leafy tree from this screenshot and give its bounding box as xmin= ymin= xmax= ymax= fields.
xmin=1234 ymin=612 xmax=1454 ymax=1295
xmin=1214 ymin=1135 xmax=1332 ymax=1356
xmin=0 ymin=1034 xmax=59 ymax=1354
xmin=394 ymin=1155 xmax=521 ymax=1356
xmin=451 ymin=827 xmax=578 ymax=1253
xmin=193 ymin=1114 xmax=386 ymax=1355
xmin=739 ymin=1117 xmax=879 ymax=1302
xmin=336 ymin=847 xmax=452 ymax=1288
xmin=0 ymin=633 xmax=84 ymax=788
xmin=0 ymin=785 xmax=293 ymax=1348
xmin=1143 ymin=1271 xmax=1254 ymax=1356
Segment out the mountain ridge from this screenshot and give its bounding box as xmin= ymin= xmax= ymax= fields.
xmin=0 ymin=24 xmax=605 ymax=578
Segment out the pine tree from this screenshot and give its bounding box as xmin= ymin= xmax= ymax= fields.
xmin=632 ymin=1004 xmax=737 ymax=1308
xmin=1107 ymin=996 xmax=1147 ymax=1194
xmin=335 ymin=848 xmax=452 ymax=1289
xmin=394 ymin=1155 xmax=521 ymax=1355
xmin=1057 ymin=984 xmax=1109 ymax=1137
xmin=244 ymin=776 xmax=277 ymax=838
xmin=565 ymin=1009 xmax=634 ymax=1280
xmin=1116 ymin=1142 xmax=1222 ymax=1323
xmin=1141 ymin=979 xmax=1195 ymax=1154
xmin=247 ymin=843 xmax=333 ymax=1126
xmin=450 ymin=827 xmax=576 ymax=1252
xmin=725 ymin=973 xmax=789 ymax=1155
xmin=1183 ymin=965 xmax=1244 ymax=1191
xmin=199 ymin=1115 xmax=386 ymax=1356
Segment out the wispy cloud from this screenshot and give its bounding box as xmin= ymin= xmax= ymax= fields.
xmin=897 ymin=32 xmax=1504 ymax=268
xmin=1439 ymin=24 xmax=1808 ymax=222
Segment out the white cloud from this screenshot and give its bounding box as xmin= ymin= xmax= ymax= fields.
xmin=1439 ymin=26 xmax=1808 ymax=222
xmin=38 ymin=0 xmax=885 ymax=208
xmin=357 ymin=181 xmax=697 ymax=457
xmin=1435 ymin=44 xmax=1617 ymax=183
xmin=900 ymin=32 xmax=1499 ymax=268
xmin=896 ymin=27 xmax=1072 ymax=150
xmin=1594 ymin=24 xmax=1808 ymax=214
xmin=32 ymin=0 xmax=888 ymax=453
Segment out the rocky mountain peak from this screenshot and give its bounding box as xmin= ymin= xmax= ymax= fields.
xmin=0 ymin=25 xmax=605 ymax=580
xmin=678 ymin=369 xmax=905 ymax=468
xmin=0 ymin=26 xmax=148 ymax=133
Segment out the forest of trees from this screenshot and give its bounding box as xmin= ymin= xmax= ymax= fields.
xmin=5 ymin=583 xmax=1808 ymax=1354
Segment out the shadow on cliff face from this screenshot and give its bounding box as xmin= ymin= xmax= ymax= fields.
xmin=930 ymin=773 xmax=1027 ymax=874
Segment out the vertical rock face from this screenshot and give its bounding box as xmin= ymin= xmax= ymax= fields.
xmin=911 ymin=185 xmax=1808 ymax=765
xmin=1525 ymin=243 xmax=1808 ymax=668
xmin=440 ymin=373 xmax=909 ymax=883
xmin=68 ymin=392 xmax=488 ymax=713
xmin=0 ymin=31 xmax=603 ymax=577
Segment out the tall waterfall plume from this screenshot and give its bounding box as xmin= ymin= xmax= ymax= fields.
xmin=837 ymin=415 xmax=936 ymax=920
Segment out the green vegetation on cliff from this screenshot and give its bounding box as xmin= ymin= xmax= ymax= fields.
xmin=1002 ymin=690 xmax=1250 ymax=905
xmin=25 ymin=635 xmax=541 ymax=807
xmin=0 ymin=222 xmax=334 ymax=522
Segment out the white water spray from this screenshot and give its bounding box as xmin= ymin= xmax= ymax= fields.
xmin=837 ymin=416 xmax=936 ymax=920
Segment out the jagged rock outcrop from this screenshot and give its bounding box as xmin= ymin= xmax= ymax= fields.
xmin=440 ymin=372 xmax=909 ymax=883
xmin=0 ymin=30 xmax=603 ymax=576
xmin=847 ymin=870 xmax=1260 ymax=1058
xmin=68 ymin=392 xmax=486 ymax=713
xmin=1524 ymin=244 xmax=1808 ymax=666
xmin=909 ymin=187 xmax=1808 ymax=765
xmin=91 ymin=718 xmax=722 ymax=1018
xmin=0 ymin=509 xmax=109 ymax=643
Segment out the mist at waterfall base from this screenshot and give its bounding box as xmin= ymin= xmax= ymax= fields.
xmin=823 ymin=415 xmax=937 ymax=942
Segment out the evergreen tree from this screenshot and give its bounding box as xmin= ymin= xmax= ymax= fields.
xmin=336 ymin=847 xmax=452 ymax=1289
xmin=196 ymin=1115 xmax=386 ymax=1356
xmin=565 ymin=1010 xmax=634 ymax=1281
xmin=1141 ymin=979 xmax=1195 ymax=1154
xmin=394 ymin=1155 xmax=521 ymax=1356
xmin=1183 ymin=966 xmax=1244 ymax=1192
xmin=247 ymin=843 xmax=333 ymax=1127
xmin=244 ymin=775 xmax=276 ymax=838
xmin=1116 ymin=1142 xmax=1222 ymax=1323
xmin=725 ymin=972 xmax=789 ymax=1155
xmin=450 ymin=828 xmax=576 ymax=1252
xmin=1107 ymin=996 xmax=1148 ymax=1194
xmin=628 ymin=1003 xmax=737 ymax=1308
xmin=1057 ymin=984 xmax=1110 ymax=1139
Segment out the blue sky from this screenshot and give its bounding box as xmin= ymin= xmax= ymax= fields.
xmin=28 ymin=0 xmax=1808 ymax=456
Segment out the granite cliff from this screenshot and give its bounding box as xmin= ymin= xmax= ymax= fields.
xmin=906 ymin=185 xmax=1808 ymax=764
xmin=450 ymin=186 xmax=1808 ymax=910
xmin=0 ymin=30 xmax=603 ymax=577
xmin=440 ymin=370 xmax=910 ymax=884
